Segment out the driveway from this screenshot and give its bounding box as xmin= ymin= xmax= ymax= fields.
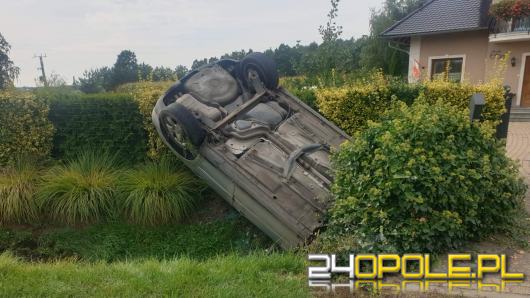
xmin=507 ymin=122 xmax=530 ymax=212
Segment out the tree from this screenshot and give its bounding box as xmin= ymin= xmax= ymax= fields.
xmin=319 ymin=0 xmax=343 ymax=43
xmin=152 ymin=66 xmax=177 ymax=81
xmin=0 ymin=33 xmax=19 ymax=89
xmin=360 ymin=0 xmax=426 ymax=76
xmin=77 ymin=67 xmax=112 ymax=94
xmin=175 ymin=65 xmax=189 ymax=80
xmin=265 ymin=44 xmax=301 ymax=76
xmin=111 ymin=50 xmax=138 ymax=89
xmin=191 ymin=58 xmax=208 ymax=70
xmin=220 ymin=49 xmax=252 ymax=60
xmin=137 ymin=63 xmax=153 ymax=81
xmin=36 ymin=71 xmax=66 ymax=87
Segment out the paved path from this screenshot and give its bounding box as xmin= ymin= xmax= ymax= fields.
xmin=507 ymin=123 xmax=530 ymax=212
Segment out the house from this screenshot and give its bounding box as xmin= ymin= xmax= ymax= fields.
xmin=382 ymin=0 xmax=530 ymax=110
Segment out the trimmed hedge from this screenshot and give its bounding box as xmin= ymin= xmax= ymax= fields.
xmin=0 ymin=91 xmax=54 ymax=165
xmin=117 ymin=81 xmax=173 ymax=160
xmin=47 ymin=93 xmax=147 ymax=163
xmin=327 ymin=100 xmax=527 ymax=253
xmin=418 ymin=80 xmax=506 ymax=124
xmin=315 ymin=72 xmax=405 ymax=135
xmin=315 ymin=74 xmax=505 ymax=135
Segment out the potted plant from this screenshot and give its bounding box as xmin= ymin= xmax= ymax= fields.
xmin=490 ymin=0 xmax=530 ymax=20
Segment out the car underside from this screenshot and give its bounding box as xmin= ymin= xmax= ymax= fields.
xmin=152 ymin=53 xmax=349 ymax=248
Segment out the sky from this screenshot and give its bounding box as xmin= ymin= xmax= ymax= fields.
xmin=0 ymin=0 xmax=385 ymax=87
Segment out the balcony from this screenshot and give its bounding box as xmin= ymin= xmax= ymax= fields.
xmin=489 ymin=16 xmax=530 ymax=43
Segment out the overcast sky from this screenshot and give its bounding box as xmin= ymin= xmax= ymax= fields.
xmin=1 ymin=0 xmax=385 ymax=87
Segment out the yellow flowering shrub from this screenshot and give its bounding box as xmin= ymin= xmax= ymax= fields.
xmin=117 ymin=81 xmax=173 ymax=160
xmin=0 ymin=91 xmax=54 ymax=165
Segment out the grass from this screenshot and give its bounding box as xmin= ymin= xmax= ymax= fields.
xmin=0 ymin=252 xmax=308 ymax=297
xmin=0 ymin=215 xmax=272 ymax=262
xmin=0 ymin=159 xmax=40 ymax=224
xmin=118 ymin=160 xmax=205 ymax=225
xmin=37 ymin=152 xmax=120 ymax=225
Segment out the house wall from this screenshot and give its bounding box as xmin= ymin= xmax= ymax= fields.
xmin=410 ymin=30 xmax=530 ymax=106
xmin=486 ymin=41 xmax=530 ymax=105
xmin=417 ymin=30 xmax=490 ymax=84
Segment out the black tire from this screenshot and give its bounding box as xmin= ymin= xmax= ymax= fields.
xmin=159 ymin=103 xmax=205 ymax=158
xmin=240 ymin=52 xmax=279 ymax=90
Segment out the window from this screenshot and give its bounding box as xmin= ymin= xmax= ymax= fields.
xmin=430 ymin=57 xmax=464 ymax=82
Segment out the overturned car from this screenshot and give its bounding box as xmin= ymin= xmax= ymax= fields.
xmin=152 ymin=53 xmax=348 ymax=248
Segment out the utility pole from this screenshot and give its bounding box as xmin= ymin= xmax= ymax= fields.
xmin=34 ymin=54 xmax=48 ymax=87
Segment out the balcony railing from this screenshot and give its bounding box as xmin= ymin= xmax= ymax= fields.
xmin=491 ymin=16 xmax=530 ymax=35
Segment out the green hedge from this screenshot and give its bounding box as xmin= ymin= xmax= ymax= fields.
xmin=315 ymin=73 xmax=505 ymax=135
xmin=117 ymin=81 xmax=173 ymax=160
xmin=0 ymin=91 xmax=54 ymax=165
xmin=47 ymin=93 xmax=147 ymax=163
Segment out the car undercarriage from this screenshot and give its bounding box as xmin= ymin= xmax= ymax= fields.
xmin=152 ymin=53 xmax=349 ymax=248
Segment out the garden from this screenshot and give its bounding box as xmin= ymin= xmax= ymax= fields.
xmin=0 ymin=0 xmax=529 ymax=295
xmin=0 ymin=67 xmax=528 ymax=295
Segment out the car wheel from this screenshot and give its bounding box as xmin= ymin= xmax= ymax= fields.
xmin=159 ymin=103 xmax=206 ymax=159
xmin=240 ymin=52 xmax=279 ymax=91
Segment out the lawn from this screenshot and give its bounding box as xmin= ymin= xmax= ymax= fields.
xmin=0 ymin=252 xmax=308 ymax=297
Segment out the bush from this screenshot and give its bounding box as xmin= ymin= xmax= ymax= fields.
xmin=118 ymin=160 xmax=205 ymax=225
xmin=279 ymin=77 xmax=318 ymax=109
xmin=117 ymin=81 xmax=173 ymax=160
xmin=0 ymin=159 xmax=40 ymax=224
xmin=327 ymin=100 xmax=527 ymax=253
xmin=418 ymin=80 xmax=505 ymax=124
xmin=47 ymin=92 xmax=147 ymax=164
xmin=0 ymin=91 xmax=54 ymax=165
xmin=316 ymin=74 xmax=505 ymax=135
xmin=316 ymin=72 xmax=398 ymax=135
xmin=37 ymin=152 xmax=120 ymax=225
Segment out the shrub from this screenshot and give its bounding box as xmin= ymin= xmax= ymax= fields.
xmin=117 ymin=81 xmax=173 ymax=160
xmin=0 ymin=159 xmax=40 ymax=224
xmin=37 ymin=152 xmax=120 ymax=225
xmin=316 ymin=72 xmax=398 ymax=135
xmin=47 ymin=92 xmax=147 ymax=164
xmin=0 ymin=91 xmax=54 ymax=165
xmin=327 ymin=100 xmax=527 ymax=253
xmin=418 ymin=80 xmax=506 ymax=124
xmin=117 ymin=159 xmax=205 ymax=225
xmin=279 ymin=77 xmax=318 ymax=109
xmin=315 ymin=74 xmax=505 ymax=135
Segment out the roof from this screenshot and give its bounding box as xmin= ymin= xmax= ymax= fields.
xmin=381 ymin=0 xmax=492 ymax=38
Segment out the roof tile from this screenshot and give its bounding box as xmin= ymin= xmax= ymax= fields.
xmin=382 ymin=0 xmax=491 ymax=37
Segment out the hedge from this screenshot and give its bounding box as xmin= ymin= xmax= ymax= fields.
xmin=316 ymin=74 xmax=505 ymax=135
xmin=47 ymin=93 xmax=147 ymax=163
xmin=0 ymin=91 xmax=54 ymax=165
xmin=117 ymin=81 xmax=173 ymax=160
xmin=315 ymin=72 xmax=409 ymax=135
xmin=418 ymin=80 xmax=506 ymax=125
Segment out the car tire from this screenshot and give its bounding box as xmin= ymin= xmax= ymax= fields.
xmin=240 ymin=52 xmax=279 ymax=90
xmin=159 ymin=103 xmax=206 ymax=158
